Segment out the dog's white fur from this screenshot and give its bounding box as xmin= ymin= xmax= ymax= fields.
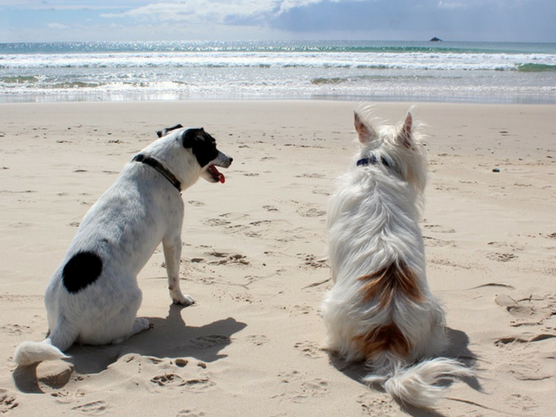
xmin=14 ymin=127 xmax=232 ymax=366
xmin=321 ymin=110 xmax=471 ymax=408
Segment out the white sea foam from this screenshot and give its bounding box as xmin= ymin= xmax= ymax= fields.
xmin=1 ymin=41 xmax=555 ymax=103
xmin=2 ymin=50 xmax=555 ymax=71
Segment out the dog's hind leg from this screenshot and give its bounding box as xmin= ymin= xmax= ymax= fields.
xmin=112 ymin=318 xmax=151 ymax=344
xmin=163 ymin=234 xmax=194 ymax=306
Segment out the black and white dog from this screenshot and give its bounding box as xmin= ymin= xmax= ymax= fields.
xmin=14 ymin=125 xmax=232 ymax=366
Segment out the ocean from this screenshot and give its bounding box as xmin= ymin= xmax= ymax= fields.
xmin=1 ymin=40 xmax=555 ymax=104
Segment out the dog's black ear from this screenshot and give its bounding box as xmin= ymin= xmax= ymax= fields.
xmin=156 ymin=124 xmax=183 ymax=138
xmin=354 ymin=112 xmax=378 ymax=144
xmin=181 ymin=128 xmax=202 ymax=148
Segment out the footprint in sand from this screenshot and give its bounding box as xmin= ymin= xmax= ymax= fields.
xmin=151 ymin=373 xmax=186 ymax=387
xmin=289 ymin=304 xmax=314 ymax=317
xmin=201 ymin=252 xmax=250 ymax=266
xmin=177 ymin=409 xmax=206 ymax=417
xmin=294 ymin=341 xmax=325 ymax=359
xmin=0 ymin=389 xmax=18 ymax=413
xmin=311 ymin=188 xmax=330 ymax=196
xmin=187 ymin=335 xmax=231 ymax=349
xmin=288 ymin=379 xmax=329 ymax=403
xmin=50 ymin=389 xmax=86 ymax=402
xmin=7 ymin=222 xmax=33 ymax=229
xmin=151 ymin=374 xmax=213 ymax=391
xmin=71 ymin=401 xmax=109 ymax=415
xmin=495 ymin=293 xmax=556 ymax=326
xmin=250 ymin=220 xmax=272 ymax=227
xmin=487 ymin=252 xmax=518 ymax=262
xmin=0 ymin=323 xmax=31 ymax=335
xmin=508 ymin=358 xmax=551 ymax=382
xmin=298 ymin=253 xmax=327 ymax=269
xmin=423 ymin=224 xmax=456 ymax=234
xmin=295 ymin=173 xmax=325 ymax=179
xmin=506 ymin=394 xmax=538 ymax=413
xmin=423 ymin=236 xmax=455 ymax=248
xmin=246 ymin=334 xmax=270 ymax=346
xmin=488 ymin=241 xmax=525 ymax=251
xmin=275 ymin=371 xmax=329 ymax=403
xmin=203 ymin=218 xmax=231 ymax=227
xmin=296 ymin=206 xmax=326 ymax=218
xmin=116 ymin=354 xmax=213 ymax=393
xmin=429 ymin=257 xmax=472 ymax=270
xmin=358 ymin=395 xmax=397 ymax=416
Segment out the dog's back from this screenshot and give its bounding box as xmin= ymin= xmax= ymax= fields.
xmin=322 ymin=110 xmax=471 ymax=408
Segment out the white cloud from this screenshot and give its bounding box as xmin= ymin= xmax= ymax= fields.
xmin=101 ymin=1 xmax=279 ymax=23
xmin=0 ymin=0 xmax=130 ymax=10
xmin=100 ymin=0 xmax=364 ymax=24
xmin=47 ymin=22 xmax=70 ymax=29
xmin=437 ymin=1 xmax=468 ymax=9
xmin=277 ymin=0 xmax=328 ymax=13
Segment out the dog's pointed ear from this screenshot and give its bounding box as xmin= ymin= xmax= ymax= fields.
xmin=354 ymin=112 xmax=377 ymax=144
xmin=157 ymin=124 xmax=184 ymax=139
xmin=398 ymin=112 xmax=414 ymax=148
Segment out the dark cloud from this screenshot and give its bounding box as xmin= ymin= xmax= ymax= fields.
xmin=263 ymin=0 xmax=556 ymax=42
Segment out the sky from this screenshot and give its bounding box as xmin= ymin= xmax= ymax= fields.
xmin=1 ymin=0 xmax=555 ymax=43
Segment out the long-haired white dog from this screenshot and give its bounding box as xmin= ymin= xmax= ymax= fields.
xmin=321 ymin=110 xmax=471 ymax=408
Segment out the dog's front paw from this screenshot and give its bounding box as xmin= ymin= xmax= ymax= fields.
xmin=172 ymin=293 xmax=195 ymax=306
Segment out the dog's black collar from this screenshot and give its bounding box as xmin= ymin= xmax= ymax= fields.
xmin=357 ymin=155 xmax=392 ymax=169
xmin=132 ymin=154 xmax=181 ymax=192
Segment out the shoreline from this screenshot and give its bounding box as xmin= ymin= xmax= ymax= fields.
xmin=2 ymin=93 xmax=556 ymax=105
xmin=1 ymin=100 xmax=555 ymax=416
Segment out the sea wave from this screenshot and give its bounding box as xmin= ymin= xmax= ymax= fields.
xmin=311 ymin=77 xmax=346 ymax=85
xmin=516 ymin=63 xmax=556 ymax=73
xmin=2 ymin=51 xmax=554 ymax=72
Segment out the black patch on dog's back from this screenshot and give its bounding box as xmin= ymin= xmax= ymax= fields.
xmin=62 ymin=251 xmax=103 ymax=294
xmin=182 ymin=128 xmax=219 ymax=168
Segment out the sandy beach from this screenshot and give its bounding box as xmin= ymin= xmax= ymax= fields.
xmin=1 ymin=100 xmax=555 ymax=416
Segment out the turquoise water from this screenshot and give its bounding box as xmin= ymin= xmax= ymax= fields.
xmin=1 ymin=40 xmax=555 ymax=103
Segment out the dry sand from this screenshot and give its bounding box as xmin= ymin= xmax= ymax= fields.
xmin=0 ymin=101 xmax=555 ymax=416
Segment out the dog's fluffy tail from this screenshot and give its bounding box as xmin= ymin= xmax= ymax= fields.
xmin=364 ymin=358 xmax=472 ymax=409
xmin=14 ymin=339 xmax=69 ymax=366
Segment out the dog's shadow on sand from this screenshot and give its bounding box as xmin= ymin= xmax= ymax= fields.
xmin=330 ymin=327 xmax=482 ymax=417
xmin=13 ymin=304 xmax=246 ymax=393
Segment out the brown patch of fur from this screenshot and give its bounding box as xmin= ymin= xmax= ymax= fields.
xmin=353 ymin=323 xmax=411 ymax=360
xmin=357 ymin=260 xmax=423 ymax=309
